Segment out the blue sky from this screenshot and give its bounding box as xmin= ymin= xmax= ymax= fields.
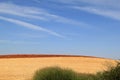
xmin=0 ymin=0 xmax=120 ymax=59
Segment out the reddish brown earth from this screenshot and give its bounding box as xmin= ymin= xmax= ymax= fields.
xmin=0 ymin=54 xmax=103 ymax=59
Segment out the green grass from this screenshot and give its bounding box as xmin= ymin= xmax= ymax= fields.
xmin=33 ymin=61 xmax=120 ymax=80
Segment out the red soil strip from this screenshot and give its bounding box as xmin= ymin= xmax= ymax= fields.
xmin=0 ymin=54 xmax=103 ymax=59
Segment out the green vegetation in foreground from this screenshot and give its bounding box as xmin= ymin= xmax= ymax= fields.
xmin=33 ymin=67 xmax=79 ymax=80
xmin=33 ymin=61 xmax=120 ymax=80
xmin=95 ymin=61 xmax=120 ymax=80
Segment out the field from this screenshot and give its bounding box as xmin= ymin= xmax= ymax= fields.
xmin=0 ymin=54 xmax=117 ymax=80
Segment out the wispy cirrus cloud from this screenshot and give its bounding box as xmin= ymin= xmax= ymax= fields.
xmin=73 ymin=6 xmax=120 ymax=21
xmin=49 ymin=0 xmax=120 ymax=8
xmin=0 ymin=2 xmax=89 ymax=28
xmin=0 ymin=2 xmax=47 ymax=20
xmin=76 ymin=0 xmax=120 ymax=8
xmin=71 ymin=1 xmax=120 ymax=21
xmin=46 ymin=0 xmax=120 ymax=21
xmin=0 ymin=16 xmax=65 ymax=38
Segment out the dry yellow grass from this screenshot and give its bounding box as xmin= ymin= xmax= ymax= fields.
xmin=0 ymin=57 xmax=116 ymax=80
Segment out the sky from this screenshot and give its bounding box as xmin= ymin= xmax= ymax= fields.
xmin=0 ymin=0 xmax=120 ymax=59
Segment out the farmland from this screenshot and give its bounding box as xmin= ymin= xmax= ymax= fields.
xmin=0 ymin=54 xmax=116 ymax=80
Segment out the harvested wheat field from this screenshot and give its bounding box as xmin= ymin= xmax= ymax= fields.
xmin=0 ymin=54 xmax=117 ymax=80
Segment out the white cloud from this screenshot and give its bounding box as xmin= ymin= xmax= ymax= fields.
xmin=50 ymin=0 xmax=120 ymax=8
xmin=77 ymin=0 xmax=120 ymax=8
xmin=45 ymin=0 xmax=120 ymax=21
xmin=73 ymin=6 xmax=120 ymax=21
xmin=56 ymin=0 xmax=120 ymax=21
xmin=0 ymin=3 xmax=47 ymax=20
xmin=0 ymin=16 xmax=65 ymax=38
xmin=43 ymin=13 xmax=90 ymax=28
xmin=0 ymin=2 xmax=89 ymax=28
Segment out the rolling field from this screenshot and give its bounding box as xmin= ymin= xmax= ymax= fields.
xmin=0 ymin=54 xmax=117 ymax=80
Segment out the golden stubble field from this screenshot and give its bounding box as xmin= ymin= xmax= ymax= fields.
xmin=0 ymin=56 xmax=117 ymax=80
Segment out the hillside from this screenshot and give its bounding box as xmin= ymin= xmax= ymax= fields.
xmin=0 ymin=54 xmax=116 ymax=80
